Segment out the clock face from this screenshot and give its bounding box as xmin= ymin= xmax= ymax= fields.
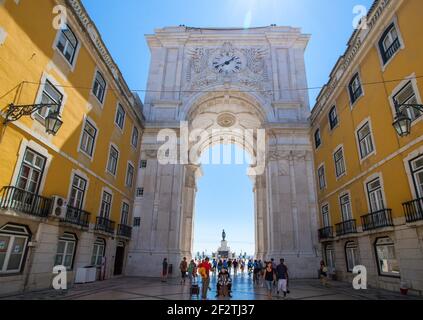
xmin=212 ymin=53 xmax=242 ymax=74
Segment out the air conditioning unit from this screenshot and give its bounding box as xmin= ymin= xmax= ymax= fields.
xmin=50 ymin=196 xmax=68 ymax=219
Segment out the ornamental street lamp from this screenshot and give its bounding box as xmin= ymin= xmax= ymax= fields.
xmin=392 ymin=101 xmax=423 ymax=137
xmin=3 ymin=102 xmax=63 ymax=135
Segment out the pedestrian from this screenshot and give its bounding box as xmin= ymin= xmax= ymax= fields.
xmin=179 ymin=257 xmax=188 ymax=285
xmin=253 ymin=260 xmax=261 ymax=285
xmin=233 ymin=259 xmax=238 ymax=276
xmin=199 ymin=257 xmax=211 ymax=300
xmin=320 ymin=260 xmax=329 ymax=287
xmin=276 ymin=258 xmax=289 ymax=298
xmin=188 ymin=259 xmax=196 ymax=283
xmin=217 ymin=259 xmax=223 ymax=273
xmin=161 ymin=258 xmax=168 ymax=282
xmin=264 ymin=262 xmax=276 ymax=299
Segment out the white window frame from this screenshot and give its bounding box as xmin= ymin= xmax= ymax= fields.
xmin=403 ymin=146 xmax=423 ymax=200
xmin=328 ymin=105 xmax=339 ymax=130
xmin=375 ymin=237 xmax=400 ymax=277
xmin=131 ymin=126 xmax=139 ymax=149
xmin=333 ymin=145 xmax=347 ymax=179
xmin=91 ymin=69 xmax=107 ymax=106
xmin=339 ymin=191 xmax=353 ymax=222
xmin=0 ymin=224 xmax=30 ymax=274
xmin=355 ymin=119 xmax=376 ymax=161
xmin=363 ymin=173 xmax=387 ymax=214
xmin=99 ymin=188 xmax=113 ymax=220
xmin=321 ymin=203 xmax=330 ymax=228
xmin=314 ymin=128 xmax=322 ymax=149
xmin=33 ymin=73 xmax=67 ymax=125
xmin=317 ymin=163 xmax=326 ymax=190
xmin=106 ymin=143 xmax=120 ymax=177
xmin=136 ymin=188 xmax=144 ymax=198
xmin=120 ymin=201 xmax=130 ymax=226
xmin=67 ymin=169 xmax=90 ymax=211
xmin=345 ymin=241 xmax=360 ymax=273
xmin=377 ymin=17 xmax=405 ymax=70
xmin=54 ymin=233 xmax=77 ymax=270
xmin=389 ymin=75 xmax=423 ymax=126
xmin=91 ymin=238 xmax=106 ymax=267
xmin=78 ymin=116 xmax=98 ymax=160
xmin=52 ymin=23 xmax=81 ymax=70
xmin=348 ymin=71 xmax=365 ymax=107
xmin=115 ymin=103 xmax=126 ymax=132
xmin=126 ymin=161 xmax=135 ymax=188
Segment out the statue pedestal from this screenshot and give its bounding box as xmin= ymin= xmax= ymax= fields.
xmin=217 ymin=240 xmax=231 ymax=259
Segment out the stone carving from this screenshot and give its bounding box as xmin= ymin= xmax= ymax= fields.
xmin=144 ymin=149 xmax=158 ymax=159
xmin=217 ymin=113 xmax=236 ymax=128
xmin=241 ymin=48 xmax=268 ymax=75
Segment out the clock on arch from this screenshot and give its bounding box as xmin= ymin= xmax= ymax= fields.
xmin=212 ymin=52 xmax=242 ymax=74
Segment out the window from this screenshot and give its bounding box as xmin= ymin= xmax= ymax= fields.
xmin=80 ymin=119 xmax=97 ymax=157
xmin=325 ymin=245 xmax=336 ymax=274
xmin=136 ymin=188 xmax=144 ymax=198
xmin=37 ymin=80 xmax=63 ymax=119
xmin=321 ymin=204 xmax=330 ymax=227
xmin=375 ymin=237 xmax=400 ymax=277
xmin=92 ymin=71 xmax=106 ymax=103
xmin=99 ymin=191 xmax=112 ymax=219
xmin=115 ymin=104 xmax=126 ymax=130
xmin=0 ymin=224 xmax=30 ymax=274
xmin=410 ymin=155 xmax=423 ymax=198
xmin=367 ymin=178 xmax=385 ymax=212
xmin=54 ymin=233 xmax=76 ymax=270
xmin=318 ymin=165 xmax=326 ymax=190
xmin=131 ymin=126 xmax=139 ymax=148
xmin=126 ymin=163 xmax=134 ymax=187
xmin=357 ymin=122 xmax=375 ymax=159
xmin=348 ymin=73 xmax=363 ymax=104
xmin=314 ymin=129 xmax=321 ymax=149
xmin=121 ymin=203 xmax=130 ymax=225
xmin=329 ymin=106 xmax=338 ymax=130
xmin=107 ymin=146 xmax=119 ymax=175
xmin=91 ymin=238 xmax=105 ymax=267
xmin=334 ymin=147 xmax=346 ymax=178
xmin=340 ymin=194 xmax=352 ymax=222
xmin=140 ymin=160 xmax=147 ymax=169
xmin=56 ymin=25 xmax=78 ymax=65
xmin=379 ymin=23 xmax=401 ymax=64
xmin=345 ymin=242 xmax=360 ymax=273
xmin=69 ymin=175 xmax=87 ymax=209
xmin=133 ymin=217 xmax=141 ymax=227
xmin=393 ymin=81 xmax=422 ymax=122
xmin=16 ymin=148 xmax=46 ymax=194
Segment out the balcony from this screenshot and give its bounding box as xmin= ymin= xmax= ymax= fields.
xmin=61 ymin=205 xmax=90 ymax=229
xmin=117 ymin=224 xmax=132 ymax=239
xmin=361 ymin=209 xmax=394 ymax=231
xmin=318 ymin=227 xmax=334 ymax=240
xmin=95 ymin=217 xmax=116 ymax=235
xmin=335 ymin=219 xmax=357 ymax=236
xmin=0 ymin=186 xmax=52 ymax=218
xmin=403 ymin=197 xmax=423 ymax=223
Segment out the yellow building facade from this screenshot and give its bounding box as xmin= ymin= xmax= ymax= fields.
xmin=0 ymin=0 xmax=144 ymax=295
xmin=311 ymin=0 xmax=423 ymax=294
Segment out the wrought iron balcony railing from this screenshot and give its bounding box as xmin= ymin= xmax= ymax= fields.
xmin=403 ymin=197 xmax=423 ymax=223
xmin=335 ymin=219 xmax=357 ymax=236
xmin=117 ymin=224 xmax=132 ymax=239
xmin=62 ymin=205 xmax=90 ymax=229
xmin=361 ymin=209 xmax=394 ymax=231
xmin=318 ymin=226 xmax=334 ymax=240
xmin=0 ymin=186 xmax=52 ymax=218
xmin=95 ymin=216 xmax=115 ymax=235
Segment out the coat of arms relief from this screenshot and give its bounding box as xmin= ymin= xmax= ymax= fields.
xmin=184 ymin=42 xmax=272 ymax=100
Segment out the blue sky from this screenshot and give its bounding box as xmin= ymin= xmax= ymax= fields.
xmin=82 ymin=0 xmax=373 ymax=256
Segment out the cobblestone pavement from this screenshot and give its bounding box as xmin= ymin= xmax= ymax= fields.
xmin=2 ymin=272 xmax=421 ymax=300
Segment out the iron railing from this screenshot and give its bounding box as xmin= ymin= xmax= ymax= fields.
xmin=95 ymin=216 xmax=115 ymax=235
xmin=403 ymin=197 xmax=423 ymax=223
xmin=335 ymin=219 xmax=357 ymax=236
xmin=361 ymin=209 xmax=394 ymax=231
xmin=318 ymin=226 xmax=334 ymax=240
xmin=0 ymin=186 xmax=51 ymax=218
xmin=62 ymin=205 xmax=90 ymax=229
xmin=117 ymin=224 xmax=132 ymax=239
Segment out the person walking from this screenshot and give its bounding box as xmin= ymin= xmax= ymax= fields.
xmin=217 ymin=259 xmax=223 ymax=274
xmin=233 ymin=259 xmax=238 ymax=276
xmin=161 ymin=258 xmax=168 ymax=282
xmin=253 ymin=260 xmax=261 ymax=286
xmin=179 ymin=257 xmax=188 ymax=285
xmin=199 ymin=257 xmax=211 ymax=300
xmin=276 ymin=258 xmax=289 ymax=298
xmin=187 ymin=259 xmax=196 ymax=283
xmin=320 ymin=260 xmax=329 ymax=287
xmin=264 ymin=262 xmax=276 ymax=299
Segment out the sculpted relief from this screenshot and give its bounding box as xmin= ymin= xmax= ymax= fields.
xmin=184 ymin=42 xmax=272 ymax=100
